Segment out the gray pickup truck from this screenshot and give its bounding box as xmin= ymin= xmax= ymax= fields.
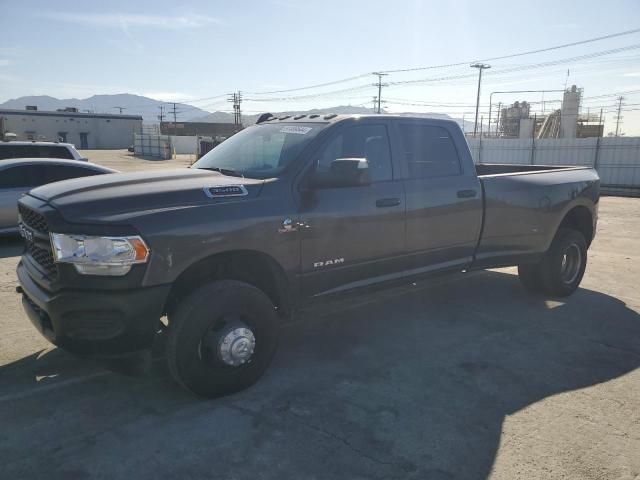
xmin=16 ymin=114 xmax=599 ymax=397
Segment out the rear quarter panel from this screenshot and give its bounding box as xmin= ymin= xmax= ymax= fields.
xmin=475 ymin=168 xmax=599 ymax=267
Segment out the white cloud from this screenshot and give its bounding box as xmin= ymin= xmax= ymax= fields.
xmin=623 ymin=72 xmax=640 ymax=77
xmin=39 ymin=12 xmax=220 ymax=30
xmin=0 ymin=73 xmax=16 ymax=82
xmin=0 ymin=59 xmax=10 ymax=67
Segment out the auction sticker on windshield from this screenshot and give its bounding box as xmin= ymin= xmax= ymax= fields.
xmin=280 ymin=126 xmax=312 ymax=135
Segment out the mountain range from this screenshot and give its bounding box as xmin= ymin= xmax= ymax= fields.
xmin=1 ymin=93 xmax=474 ymax=131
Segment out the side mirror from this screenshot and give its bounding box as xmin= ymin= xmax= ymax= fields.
xmin=310 ymin=158 xmax=371 ymax=188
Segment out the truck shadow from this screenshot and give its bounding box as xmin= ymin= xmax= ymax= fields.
xmin=1 ymin=270 xmax=639 ymax=479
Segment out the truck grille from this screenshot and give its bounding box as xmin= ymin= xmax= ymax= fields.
xmin=18 ymin=204 xmax=58 ymax=279
xmin=19 ymin=205 xmax=48 ymax=232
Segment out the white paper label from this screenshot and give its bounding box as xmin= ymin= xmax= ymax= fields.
xmin=280 ymin=126 xmax=312 ymax=135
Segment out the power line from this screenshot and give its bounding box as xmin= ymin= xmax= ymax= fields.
xmin=245 ymin=84 xmax=374 ymax=102
xmin=171 ymin=29 xmax=640 ymax=110
xmin=386 ymin=44 xmax=640 ymax=88
xmin=379 ymin=27 xmax=640 ymax=73
xmin=128 ymin=28 xmax=640 ymax=114
xmin=245 ymin=73 xmax=372 ymax=95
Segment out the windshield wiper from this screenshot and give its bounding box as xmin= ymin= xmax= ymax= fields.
xmin=198 ymin=167 xmax=244 ymax=178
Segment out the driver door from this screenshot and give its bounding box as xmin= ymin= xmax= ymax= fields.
xmin=299 ymin=122 xmax=405 ymax=296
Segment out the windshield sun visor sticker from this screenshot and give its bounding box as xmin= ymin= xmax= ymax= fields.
xmin=204 ymin=185 xmax=249 ymax=198
xmin=279 ymin=126 xmax=312 ymax=135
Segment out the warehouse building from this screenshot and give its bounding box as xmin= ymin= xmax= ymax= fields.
xmin=160 ymin=121 xmax=240 ymax=137
xmin=0 ymin=107 xmax=142 ymax=149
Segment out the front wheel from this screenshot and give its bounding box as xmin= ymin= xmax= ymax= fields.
xmin=166 ymin=280 xmax=280 ymax=398
xmin=518 ymin=228 xmax=588 ymax=297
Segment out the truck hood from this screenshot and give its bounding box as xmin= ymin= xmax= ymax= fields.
xmin=28 ymin=168 xmax=265 ymax=224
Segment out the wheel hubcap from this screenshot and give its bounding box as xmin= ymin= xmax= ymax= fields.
xmin=216 ymin=324 xmax=256 ymax=366
xmin=560 ymin=243 xmax=582 ymax=284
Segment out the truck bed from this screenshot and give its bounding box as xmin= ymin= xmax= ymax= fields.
xmin=472 ymin=164 xmax=600 ymax=268
xmin=475 ymin=163 xmax=590 ymax=177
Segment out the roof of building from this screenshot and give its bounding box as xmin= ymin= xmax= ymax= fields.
xmin=0 ymin=108 xmax=143 ymax=121
xmin=0 ymin=140 xmax=77 ymax=147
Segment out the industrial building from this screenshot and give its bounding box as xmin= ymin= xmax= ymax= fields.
xmin=160 ymin=121 xmax=240 ymax=138
xmin=496 ymin=85 xmax=604 ymax=139
xmin=0 ymin=107 xmax=142 ymax=149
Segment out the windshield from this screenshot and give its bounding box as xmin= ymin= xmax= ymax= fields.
xmin=192 ymin=123 xmax=324 ymax=178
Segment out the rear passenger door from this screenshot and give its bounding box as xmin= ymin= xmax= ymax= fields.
xmin=398 ymin=121 xmax=483 ymax=270
xmin=0 ymin=165 xmax=42 ymax=230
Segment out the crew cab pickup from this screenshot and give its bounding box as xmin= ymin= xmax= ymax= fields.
xmin=16 ymin=114 xmax=599 ymax=397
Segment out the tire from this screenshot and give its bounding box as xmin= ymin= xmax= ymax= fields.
xmin=517 ymin=264 xmax=544 ymax=294
xmin=518 ymin=228 xmax=587 ymax=297
xmin=166 ymin=280 xmax=280 ymax=398
xmin=537 ymin=228 xmax=588 ymax=297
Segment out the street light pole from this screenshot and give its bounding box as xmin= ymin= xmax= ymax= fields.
xmin=471 ymin=63 xmax=490 ymax=137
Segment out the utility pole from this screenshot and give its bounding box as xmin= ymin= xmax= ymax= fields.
xmin=599 ymin=107 xmax=604 ymax=137
xmin=372 ymin=72 xmax=388 ymax=114
xmin=158 ymin=105 xmax=165 ymax=124
xmin=227 ymin=91 xmax=243 ymax=127
xmin=495 ymin=102 xmax=502 ymax=137
xmin=471 ymin=63 xmax=491 ymax=137
xmin=614 ymin=96 xmax=624 ymax=136
xmin=171 ymin=103 xmax=179 ymax=136
xmin=113 ymin=106 xmax=126 ymax=114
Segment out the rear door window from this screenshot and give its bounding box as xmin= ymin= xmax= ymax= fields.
xmin=0 ymin=145 xmax=74 ymax=160
xmin=399 ymin=125 xmax=461 ymax=178
xmin=0 ymin=165 xmax=43 ymax=188
xmin=41 ymin=146 xmax=74 ymax=159
xmin=40 ymin=165 xmax=100 ymax=183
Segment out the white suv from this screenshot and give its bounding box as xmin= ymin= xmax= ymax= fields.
xmin=0 ymin=141 xmax=87 ymax=161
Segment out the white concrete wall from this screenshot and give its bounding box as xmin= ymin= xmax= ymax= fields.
xmin=169 ymin=136 xmax=198 ymax=155
xmin=467 ymin=137 xmax=640 ymax=192
xmin=0 ymin=112 xmax=142 ymax=149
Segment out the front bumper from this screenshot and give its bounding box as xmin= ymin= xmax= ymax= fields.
xmin=17 ymin=260 xmax=171 ymax=358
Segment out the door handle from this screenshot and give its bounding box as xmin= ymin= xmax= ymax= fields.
xmin=376 ymin=197 xmax=401 ymax=208
xmin=457 ymin=189 xmax=477 ymax=199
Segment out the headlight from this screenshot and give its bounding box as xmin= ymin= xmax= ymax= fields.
xmin=50 ymin=233 xmax=149 ymax=276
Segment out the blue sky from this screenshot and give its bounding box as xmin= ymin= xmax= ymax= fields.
xmin=1 ymin=0 xmax=640 ymax=134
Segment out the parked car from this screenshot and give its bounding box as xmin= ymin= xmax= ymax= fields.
xmin=16 ymin=114 xmax=599 ymax=398
xmin=0 ymin=141 xmax=87 ymax=161
xmin=0 ymin=158 xmax=115 ymax=235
